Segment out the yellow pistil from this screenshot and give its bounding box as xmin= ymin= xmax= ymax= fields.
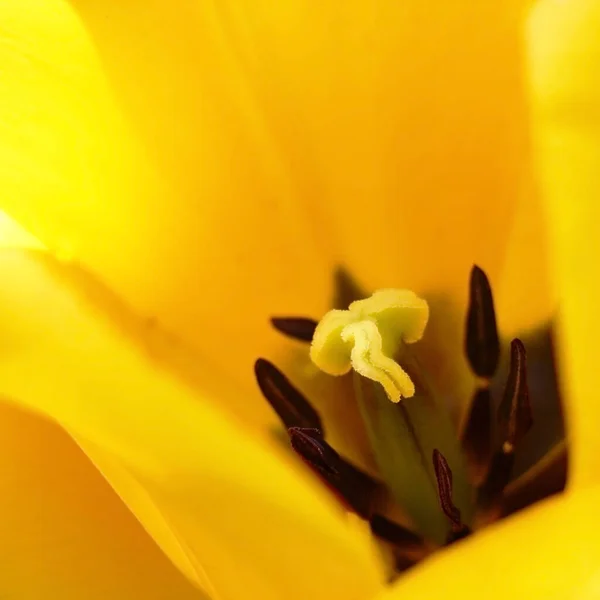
xmin=310 ymin=289 xmax=429 ymax=402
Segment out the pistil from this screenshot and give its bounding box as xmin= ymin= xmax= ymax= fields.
xmin=310 ymin=289 xmax=429 ymax=402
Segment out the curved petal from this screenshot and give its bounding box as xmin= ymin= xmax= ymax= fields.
xmin=66 ymin=0 xmax=553 ymax=422
xmin=0 ymin=0 xmax=336 ymax=429
xmin=223 ymin=1 xmax=536 ymax=292
xmin=375 ymin=485 xmax=600 ymax=599
xmin=527 ymin=0 xmax=600 ymax=487
xmin=0 ymin=402 xmax=204 ymax=599
xmin=197 ymin=1 xmax=554 ymax=353
xmin=0 ymin=249 xmax=383 ymax=600
xmin=0 ymin=1 xmax=552 ymax=393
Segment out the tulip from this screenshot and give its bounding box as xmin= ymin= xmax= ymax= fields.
xmin=0 ymin=1 xmax=596 ymax=599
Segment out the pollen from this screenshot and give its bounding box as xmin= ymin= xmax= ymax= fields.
xmin=309 ymin=289 xmax=429 ymax=402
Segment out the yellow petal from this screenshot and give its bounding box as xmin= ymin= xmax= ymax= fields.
xmin=0 ymin=211 xmax=45 ymax=250
xmin=170 ymin=1 xmax=556 ymax=420
xmin=225 ymin=1 xmax=550 ymax=314
xmin=375 ymin=485 xmax=600 ymax=599
xmin=229 ymin=0 xmax=553 ymax=418
xmin=527 ymin=0 xmax=600 ymax=487
xmin=0 ymin=1 xmax=553 ymax=388
xmin=0 ymin=0 xmax=336 ymax=429
xmin=0 ymin=249 xmax=383 ymax=600
xmin=0 ymin=402 xmax=204 ymax=599
xmin=0 ymin=175 xmax=197 ymax=597
xmin=0 ymin=0 xmax=555 ymax=480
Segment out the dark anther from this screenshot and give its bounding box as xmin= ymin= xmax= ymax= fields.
xmin=465 ymin=265 xmax=500 ymax=378
xmin=461 ymin=387 xmax=492 ymax=485
xmin=478 ymin=339 xmax=534 ymax=515
xmin=433 ymin=449 xmax=463 ymax=532
xmin=270 ymin=317 xmax=318 ymax=343
xmin=289 ymin=427 xmax=382 ymax=519
xmin=254 ymin=359 xmax=323 ymax=432
xmin=289 ymin=427 xmax=339 ymax=477
xmin=369 ymin=514 xmax=424 ymax=550
xmin=498 ymin=339 xmax=533 ymax=452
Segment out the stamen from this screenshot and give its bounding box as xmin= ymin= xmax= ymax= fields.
xmin=270 ymin=317 xmax=317 ymax=342
xmin=465 ymin=265 xmax=500 ymax=378
xmin=254 ymin=359 xmax=323 ymax=431
xmin=433 ymin=449 xmax=462 ymax=531
xmin=460 ymin=387 xmax=492 ymax=485
xmin=310 ymin=289 xmax=429 ymax=402
xmin=498 ymin=338 xmax=533 ymax=452
xmin=259 ymin=261 xmax=562 ymax=571
xmin=288 ymin=427 xmax=382 ymax=518
xmin=353 ymin=375 xmax=469 ymax=543
xmin=478 ymin=340 xmax=532 ymax=512
xmin=433 ymin=449 xmax=471 ymax=544
xmin=288 ymin=427 xmax=339 ymax=477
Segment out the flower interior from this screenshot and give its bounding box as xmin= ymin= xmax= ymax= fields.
xmin=255 ymin=265 xmax=566 ymax=579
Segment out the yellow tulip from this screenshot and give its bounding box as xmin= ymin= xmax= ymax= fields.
xmin=0 ymin=0 xmax=595 ymax=598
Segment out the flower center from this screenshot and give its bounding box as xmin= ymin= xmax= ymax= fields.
xmin=255 ymin=265 xmax=566 ymax=578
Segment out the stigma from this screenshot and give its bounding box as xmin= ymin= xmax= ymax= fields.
xmin=309 ymin=289 xmax=429 ymax=402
